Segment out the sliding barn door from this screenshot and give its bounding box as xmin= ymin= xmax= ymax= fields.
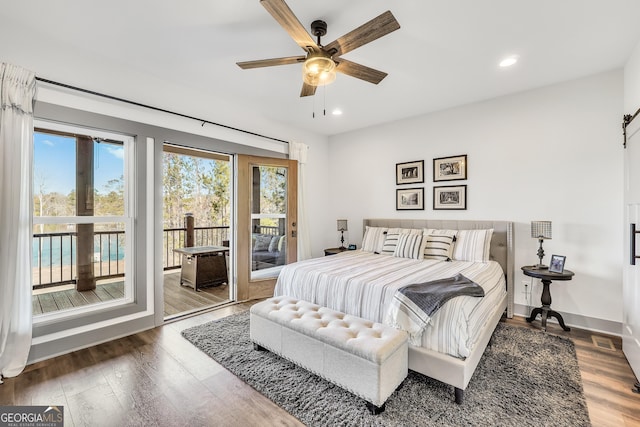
xmin=236 ymin=155 xmax=297 ymax=301
xmin=624 ymin=115 xmax=640 ymax=382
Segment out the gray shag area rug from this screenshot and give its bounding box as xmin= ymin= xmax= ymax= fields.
xmin=181 ymin=312 xmax=591 ymax=427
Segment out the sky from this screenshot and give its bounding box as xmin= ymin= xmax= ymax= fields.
xmin=34 ymin=132 xmax=124 ymax=195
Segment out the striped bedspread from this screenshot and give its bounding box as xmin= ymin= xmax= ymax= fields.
xmin=274 ymin=250 xmax=506 ymax=358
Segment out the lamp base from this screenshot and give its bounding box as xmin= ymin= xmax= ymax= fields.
xmin=338 ymin=246 xmax=346 ymax=250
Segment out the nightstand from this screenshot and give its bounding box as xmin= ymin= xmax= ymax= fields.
xmin=522 ymin=265 xmax=574 ymax=331
xmin=324 ymin=247 xmax=348 ymax=256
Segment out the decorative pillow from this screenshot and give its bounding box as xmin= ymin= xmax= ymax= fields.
xmin=393 ymin=233 xmax=424 ymax=260
xmin=424 ymin=234 xmax=455 ymax=261
xmin=423 ymin=228 xmax=457 ymax=258
xmin=253 ymin=234 xmax=272 ymax=252
xmin=268 ymin=235 xmax=281 ymax=253
xmin=361 ymin=226 xmax=388 ymax=253
xmin=452 ymin=229 xmax=494 ymax=262
xmin=380 ymin=232 xmax=400 ymax=256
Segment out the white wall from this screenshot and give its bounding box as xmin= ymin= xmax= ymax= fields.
xmin=624 ymin=39 xmax=640 ymax=112
xmin=327 ymin=70 xmax=624 ymax=328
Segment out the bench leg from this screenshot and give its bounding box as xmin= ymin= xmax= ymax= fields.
xmin=454 ymin=387 xmax=464 ymax=404
xmin=366 ymin=402 xmax=385 ymax=415
xmin=253 ymin=342 xmax=267 ymax=351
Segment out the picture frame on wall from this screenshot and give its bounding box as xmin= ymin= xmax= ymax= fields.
xmin=433 ymin=185 xmax=467 ymax=210
xmin=433 ymin=155 xmax=467 ymax=182
xmin=396 ymin=160 xmax=424 ymax=185
xmin=549 ymin=254 xmax=566 ymax=273
xmin=396 ymin=187 xmax=425 ymax=210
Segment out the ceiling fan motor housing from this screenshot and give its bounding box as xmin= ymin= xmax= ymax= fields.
xmin=311 ymin=20 xmax=328 ymax=39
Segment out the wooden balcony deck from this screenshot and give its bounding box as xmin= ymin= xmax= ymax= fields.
xmin=32 ymin=271 xmax=231 ymax=317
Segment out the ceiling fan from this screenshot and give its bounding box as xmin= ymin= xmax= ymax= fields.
xmin=236 ymin=0 xmax=400 ymax=97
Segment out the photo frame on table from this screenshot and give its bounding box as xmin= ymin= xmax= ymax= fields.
xmin=549 ymin=254 xmax=566 ymax=273
xmin=433 ymin=185 xmax=467 ymax=210
xmin=433 ymin=154 xmax=467 ymax=182
xmin=396 ymin=160 xmax=424 ymax=185
xmin=396 ymin=187 xmax=425 ymax=210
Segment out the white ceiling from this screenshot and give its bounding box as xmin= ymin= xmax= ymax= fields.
xmin=2 ymin=0 xmax=640 ymax=137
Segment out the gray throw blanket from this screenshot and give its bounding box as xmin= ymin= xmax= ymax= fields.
xmin=384 ymin=273 xmax=485 ymax=345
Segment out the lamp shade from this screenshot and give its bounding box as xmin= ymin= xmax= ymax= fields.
xmin=531 ymin=221 xmax=552 ymax=239
xmin=337 ymin=219 xmax=348 ymax=232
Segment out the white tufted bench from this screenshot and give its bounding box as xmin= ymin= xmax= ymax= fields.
xmin=250 ymin=296 xmax=408 ymax=414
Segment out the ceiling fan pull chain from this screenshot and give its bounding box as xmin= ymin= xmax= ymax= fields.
xmin=323 ymin=85 xmax=326 ymax=116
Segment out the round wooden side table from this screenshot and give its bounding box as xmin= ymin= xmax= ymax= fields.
xmin=521 ymin=265 xmax=574 ymax=332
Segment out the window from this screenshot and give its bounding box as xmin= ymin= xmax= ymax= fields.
xmin=32 ymin=120 xmax=134 ymax=318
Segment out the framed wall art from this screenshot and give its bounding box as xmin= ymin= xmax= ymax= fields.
xmin=433 ymin=185 xmax=467 ymax=210
xmin=396 ymin=187 xmax=425 ymax=210
xmin=396 ymin=160 xmax=424 ymax=185
xmin=433 ymin=155 xmax=467 ymax=182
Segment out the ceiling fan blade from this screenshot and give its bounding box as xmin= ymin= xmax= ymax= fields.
xmin=324 ymin=10 xmax=400 ymax=58
xmin=335 ymin=59 xmax=388 ymax=84
xmin=237 ymin=56 xmax=306 ymax=69
xmin=300 ymin=82 xmax=317 ymax=97
xmin=260 ymin=0 xmax=319 ymax=53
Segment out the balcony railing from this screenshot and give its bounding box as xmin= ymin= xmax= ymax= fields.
xmin=33 ymin=226 xmax=230 ymax=289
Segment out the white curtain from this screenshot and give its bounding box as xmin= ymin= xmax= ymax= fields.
xmin=288 ymin=141 xmax=312 ymax=260
xmin=0 ymin=63 xmax=36 ymax=382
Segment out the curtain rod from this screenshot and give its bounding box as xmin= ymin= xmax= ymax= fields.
xmin=35 ymin=76 xmax=289 ymax=145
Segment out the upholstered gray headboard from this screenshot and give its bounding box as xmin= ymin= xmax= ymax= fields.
xmin=363 ymin=219 xmax=514 ymax=318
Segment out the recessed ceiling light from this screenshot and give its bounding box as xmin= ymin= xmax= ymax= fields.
xmin=332 ymin=109 xmax=343 ymax=116
xmin=499 ymin=56 xmax=518 ymax=68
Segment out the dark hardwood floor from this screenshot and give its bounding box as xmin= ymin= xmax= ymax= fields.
xmin=1 ymin=304 xmax=638 ymax=426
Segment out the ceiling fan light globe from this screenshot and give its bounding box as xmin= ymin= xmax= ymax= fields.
xmin=302 ymin=54 xmax=336 ymax=86
xmin=302 ymin=69 xmax=336 ymax=86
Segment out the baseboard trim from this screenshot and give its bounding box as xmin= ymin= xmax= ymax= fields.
xmin=513 ymin=303 xmax=622 ymax=337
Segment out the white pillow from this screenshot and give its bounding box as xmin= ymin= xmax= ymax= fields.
xmin=393 ymin=233 xmax=424 ymax=260
xmin=452 ymin=229 xmax=494 ymax=262
xmin=361 ymin=226 xmax=388 ymax=253
xmin=424 ymin=234 xmax=455 ymax=261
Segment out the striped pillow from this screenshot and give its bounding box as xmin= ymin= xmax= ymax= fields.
xmin=380 ymin=232 xmax=400 ymax=256
xmin=393 ymin=233 xmax=424 ymax=260
xmin=452 ymin=229 xmax=494 ymax=262
xmin=361 ymin=226 xmax=388 ymax=253
xmin=424 ymin=234 xmax=455 ymax=261
xmin=423 ymin=228 xmax=457 ymax=258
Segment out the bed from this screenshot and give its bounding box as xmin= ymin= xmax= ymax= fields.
xmin=274 ymin=219 xmax=514 ymax=403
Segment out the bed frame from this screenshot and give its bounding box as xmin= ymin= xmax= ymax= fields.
xmin=363 ymin=219 xmax=514 ymax=404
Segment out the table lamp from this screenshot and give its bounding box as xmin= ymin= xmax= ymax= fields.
xmin=337 ymin=219 xmax=348 ymax=249
xmin=531 ymin=220 xmax=552 ymax=269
